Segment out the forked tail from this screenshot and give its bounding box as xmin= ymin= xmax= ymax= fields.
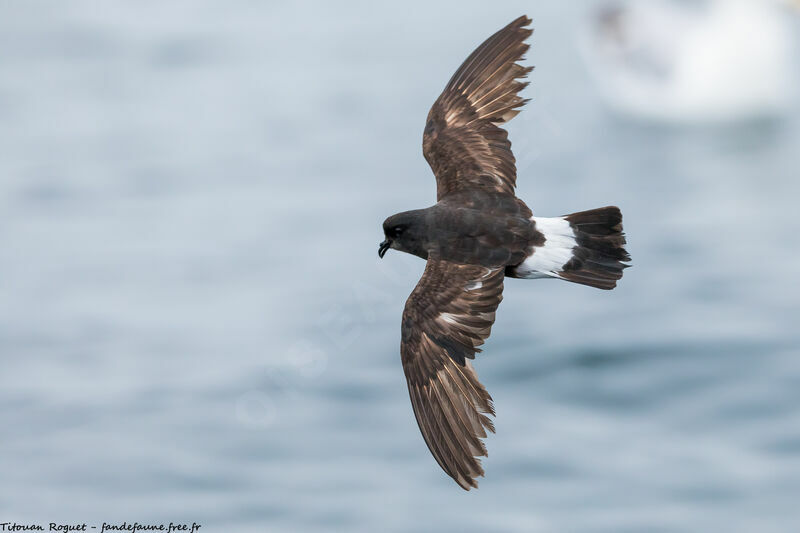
xmin=507 ymin=206 xmax=631 ymax=290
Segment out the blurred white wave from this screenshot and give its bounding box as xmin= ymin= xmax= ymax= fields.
xmin=581 ymin=0 xmax=800 ymax=124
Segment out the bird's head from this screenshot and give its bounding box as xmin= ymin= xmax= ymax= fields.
xmin=379 ymin=210 xmax=427 ymax=259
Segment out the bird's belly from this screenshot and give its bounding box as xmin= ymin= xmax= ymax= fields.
xmin=428 ymin=216 xmax=538 ymax=268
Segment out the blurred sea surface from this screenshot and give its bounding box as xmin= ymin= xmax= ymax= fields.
xmin=1 ymin=2 xmax=799 ymax=532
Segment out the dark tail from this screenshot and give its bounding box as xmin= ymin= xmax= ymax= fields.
xmin=507 ymin=206 xmax=631 ymax=290
xmin=559 ymin=206 xmax=630 ymax=290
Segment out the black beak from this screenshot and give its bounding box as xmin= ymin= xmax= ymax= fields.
xmin=378 ymin=239 xmax=391 ymax=258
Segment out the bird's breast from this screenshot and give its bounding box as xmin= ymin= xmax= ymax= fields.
xmin=427 ymin=201 xmax=537 ymax=268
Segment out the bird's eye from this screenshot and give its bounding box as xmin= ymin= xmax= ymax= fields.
xmin=393 ymin=227 xmax=404 ymax=237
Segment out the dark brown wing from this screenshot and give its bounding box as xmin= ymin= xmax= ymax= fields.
xmin=401 ymin=257 xmax=504 ymax=490
xmin=423 ymin=15 xmax=533 ymax=200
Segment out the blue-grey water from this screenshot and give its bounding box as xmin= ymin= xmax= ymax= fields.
xmin=1 ymin=2 xmax=799 ymax=532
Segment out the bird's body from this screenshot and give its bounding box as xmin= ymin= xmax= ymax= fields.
xmin=380 ymin=16 xmax=630 ymax=490
xmin=384 ymin=192 xmax=535 ymax=267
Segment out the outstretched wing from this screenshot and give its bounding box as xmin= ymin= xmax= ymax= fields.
xmin=423 ymin=15 xmax=533 ymax=200
xmin=401 ymin=257 xmax=505 ymax=490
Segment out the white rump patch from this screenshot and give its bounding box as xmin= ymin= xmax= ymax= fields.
xmin=515 ymin=216 xmax=577 ymax=279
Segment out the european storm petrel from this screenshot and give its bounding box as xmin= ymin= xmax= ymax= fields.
xmin=379 ymin=16 xmax=630 ymax=489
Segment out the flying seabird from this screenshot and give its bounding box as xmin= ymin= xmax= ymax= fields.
xmin=379 ymin=15 xmax=631 ymax=490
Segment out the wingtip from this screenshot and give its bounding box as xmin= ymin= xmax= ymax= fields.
xmin=515 ymin=17 xmax=533 ymax=39
xmin=511 ymin=15 xmax=533 ymax=27
xmin=456 ymin=474 xmax=481 ymax=491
